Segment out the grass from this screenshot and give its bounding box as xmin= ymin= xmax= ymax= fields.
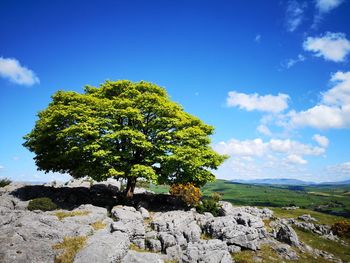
xmin=294 ymin=227 xmax=350 ymax=262
xmin=54 ymin=211 xmax=90 ymax=220
xmin=271 ymin=207 xmax=348 ymax=225
xmin=53 ymin=236 xmax=87 ymax=263
xmin=232 ymin=244 xmax=281 ymax=263
xmin=200 ymin=179 xmax=350 ymax=218
xmin=200 ymin=233 xmax=212 ymax=240
xmin=129 ymin=243 xmax=151 ymax=253
xmin=232 ymin=243 xmax=332 ymax=263
xmin=90 ymin=220 xmax=106 ymax=230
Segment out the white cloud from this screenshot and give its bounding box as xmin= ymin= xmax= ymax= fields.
xmin=284 ymin=54 xmax=305 ymax=68
xmin=287 ymin=154 xmax=307 ymax=164
xmin=213 ymin=137 xmax=326 ymax=180
xmin=226 ymin=91 xmax=290 ymax=113
xmin=285 ymin=0 xmax=306 ymax=32
xmin=312 ymin=134 xmax=329 ymax=147
xmin=303 ymin=32 xmax=350 ymax=62
xmin=257 ymin=124 xmax=272 ymax=136
xmin=255 ymin=34 xmax=261 ymax=43
xmin=0 ymin=165 xmax=4 ymax=169
xmin=213 ymin=137 xmax=325 ymax=157
xmin=289 ymin=71 xmax=350 ymax=129
xmin=0 ymin=57 xmax=40 ymax=86
xmin=315 ymin=0 xmax=343 ymax=13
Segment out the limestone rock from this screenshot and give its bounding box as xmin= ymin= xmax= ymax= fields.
xmin=182 ymin=239 xmax=232 ymax=263
xmin=298 ymin=214 xmax=317 ymax=222
xmin=111 ymin=205 xmax=145 ymax=243
xmin=276 ymin=224 xmax=299 ymax=247
xmin=206 ymin=215 xmax=260 ymax=250
xmin=74 ymin=231 xmax=130 ymax=263
xmin=122 ymin=250 xmax=165 ymax=263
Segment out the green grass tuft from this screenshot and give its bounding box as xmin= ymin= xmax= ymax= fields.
xmin=54 ymin=211 xmax=90 ymax=220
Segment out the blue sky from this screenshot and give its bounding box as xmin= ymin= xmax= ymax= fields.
xmin=1 ymin=0 xmax=350 ymax=183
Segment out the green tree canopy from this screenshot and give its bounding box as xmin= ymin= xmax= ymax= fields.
xmin=23 ymin=80 xmax=227 ymax=197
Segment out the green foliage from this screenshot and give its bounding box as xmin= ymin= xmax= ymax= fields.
xmin=0 ymin=178 xmax=11 ymax=187
xmin=170 ymin=183 xmax=202 ymax=206
xmin=28 ymin=197 xmax=58 ymax=211
xmin=196 ymin=193 xmax=221 ymax=216
xmin=23 ymin=80 xmax=227 ymax=196
xmin=331 ymin=220 xmax=350 ymax=237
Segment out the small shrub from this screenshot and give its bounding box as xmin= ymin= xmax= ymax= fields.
xmin=55 ymin=211 xmax=90 ymax=220
xmin=90 ymin=220 xmax=106 ymax=230
xmin=0 ymin=178 xmax=11 ymax=187
xmin=170 ymin=183 xmax=202 ymax=207
xmin=211 ymin=192 xmax=223 ymax=202
xmin=53 ymin=236 xmax=87 ymax=263
xmin=331 ymin=220 xmax=350 ymax=237
xmin=28 ymin=197 xmax=57 ymax=211
xmin=196 ymin=198 xmax=221 ymax=216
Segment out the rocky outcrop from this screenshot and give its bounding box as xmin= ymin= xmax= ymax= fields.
xmin=2 ymin=181 xmax=345 ymax=263
xmin=111 ymin=206 xmax=146 ymax=248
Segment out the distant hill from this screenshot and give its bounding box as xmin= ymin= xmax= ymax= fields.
xmin=231 ymin=178 xmax=350 ymax=186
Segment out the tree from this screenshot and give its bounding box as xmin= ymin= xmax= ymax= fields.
xmin=23 ymin=80 xmax=227 ymax=198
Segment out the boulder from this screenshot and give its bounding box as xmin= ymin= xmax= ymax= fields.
xmin=74 ymin=231 xmax=130 ymax=263
xmin=138 ymin=207 xmax=150 ymax=219
xmin=273 ymin=243 xmax=299 ymax=260
xmin=298 ymin=214 xmax=317 ymax=222
xmin=219 ymin=202 xmax=273 ymax=219
xmin=206 ymin=216 xmax=260 ymax=250
xmin=182 ymin=239 xmax=232 ymax=263
xmin=111 ymin=205 xmax=145 ymax=244
xmin=276 ymin=224 xmax=299 ymax=247
xmin=151 ymin=210 xmax=201 ymax=251
xmin=122 ymin=250 xmax=165 ymax=263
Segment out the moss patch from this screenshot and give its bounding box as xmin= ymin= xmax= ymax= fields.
xmin=54 ymin=211 xmax=90 ymax=220
xmin=28 ymin=197 xmax=57 ymax=211
xmin=53 ymin=236 xmax=87 ymax=263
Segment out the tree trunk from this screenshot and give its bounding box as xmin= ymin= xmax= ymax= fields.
xmin=125 ymin=177 xmax=136 ymax=199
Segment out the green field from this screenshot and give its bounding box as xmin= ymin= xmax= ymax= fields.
xmin=201 ymin=180 xmax=350 ymax=218
xmin=145 ymin=179 xmax=350 ymax=218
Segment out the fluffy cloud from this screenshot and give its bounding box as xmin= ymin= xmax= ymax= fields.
xmin=289 ymin=71 xmax=350 ymax=129
xmin=312 ymin=134 xmax=329 ymax=147
xmin=257 ymin=124 xmax=272 ymax=136
xmin=315 ymin=0 xmax=343 ymax=13
xmin=0 ymin=165 xmax=4 ymax=169
xmin=287 ymin=154 xmax=307 ymax=164
xmin=226 ymin=91 xmax=289 ymax=113
xmin=0 ymin=57 xmax=40 ymax=86
xmin=285 ymin=0 xmax=306 ymax=32
xmin=303 ymin=32 xmax=350 ymax=62
xmin=213 ymin=137 xmax=325 ymax=158
xmin=213 ymin=136 xmax=327 ymax=180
